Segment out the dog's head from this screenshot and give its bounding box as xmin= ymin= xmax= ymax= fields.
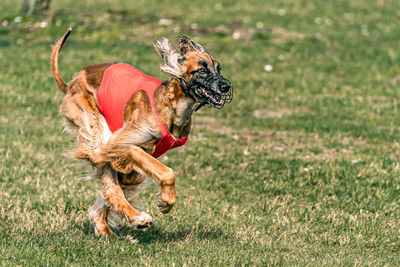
xmin=154 ymin=35 xmax=232 ymax=109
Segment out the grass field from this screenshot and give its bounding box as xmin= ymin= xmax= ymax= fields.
xmin=2 ymin=0 xmax=400 ymax=265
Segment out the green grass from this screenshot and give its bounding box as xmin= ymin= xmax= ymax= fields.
xmin=2 ymin=0 xmax=400 ymax=265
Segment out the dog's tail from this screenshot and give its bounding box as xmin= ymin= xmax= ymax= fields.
xmin=51 ymin=27 xmax=72 ymax=93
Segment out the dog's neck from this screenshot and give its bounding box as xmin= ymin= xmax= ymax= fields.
xmin=155 ymin=78 xmax=196 ymax=130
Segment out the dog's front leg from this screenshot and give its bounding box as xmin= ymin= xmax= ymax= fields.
xmin=110 ymin=146 xmax=176 ymax=214
xmin=100 ymin=132 xmax=177 ymax=214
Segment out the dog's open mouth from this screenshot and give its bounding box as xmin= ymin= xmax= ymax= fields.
xmin=194 ymin=86 xmax=233 ymax=109
xmin=195 ymin=87 xmax=223 ymax=108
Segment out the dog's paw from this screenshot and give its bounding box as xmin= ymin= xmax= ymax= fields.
xmin=157 ymin=186 xmax=177 ymax=214
xmin=157 ymin=198 xmax=174 ymax=214
xmin=130 ymin=212 xmax=153 ymax=230
xmin=125 ymin=235 xmax=139 ymax=244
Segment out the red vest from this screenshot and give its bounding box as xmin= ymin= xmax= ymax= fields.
xmin=97 ymin=63 xmax=189 ymax=158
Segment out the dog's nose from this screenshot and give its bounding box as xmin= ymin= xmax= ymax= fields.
xmin=221 ymin=82 xmax=231 ymax=93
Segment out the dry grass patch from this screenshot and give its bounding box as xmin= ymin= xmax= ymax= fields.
xmin=270 ymin=27 xmax=305 ymax=43
xmin=193 ymin=116 xmax=381 ymax=161
xmin=253 ymin=107 xmax=312 ymax=118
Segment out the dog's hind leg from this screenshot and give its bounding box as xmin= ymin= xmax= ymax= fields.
xmin=60 ymin=91 xmax=111 ymax=162
xmin=89 ymin=194 xmax=113 ymax=237
xmin=101 ymin=165 xmax=153 ymax=230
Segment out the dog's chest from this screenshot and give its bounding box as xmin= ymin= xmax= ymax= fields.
xmin=173 ymin=97 xmax=195 ymax=127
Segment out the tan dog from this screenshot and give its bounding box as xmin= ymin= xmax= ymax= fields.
xmin=51 ymin=27 xmax=232 ymax=237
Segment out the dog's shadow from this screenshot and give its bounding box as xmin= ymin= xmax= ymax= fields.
xmin=128 ymin=225 xmax=225 ymax=244
xmin=79 ymin=220 xmax=226 ymax=243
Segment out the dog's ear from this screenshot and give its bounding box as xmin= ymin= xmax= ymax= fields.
xmin=177 ymin=35 xmax=205 ymax=55
xmin=154 ymin=37 xmax=184 ymax=77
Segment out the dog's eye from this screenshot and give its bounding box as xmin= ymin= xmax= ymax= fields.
xmin=191 ymin=68 xmax=207 ymax=75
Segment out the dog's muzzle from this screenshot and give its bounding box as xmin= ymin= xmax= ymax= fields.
xmin=193 ymin=74 xmax=233 ymax=109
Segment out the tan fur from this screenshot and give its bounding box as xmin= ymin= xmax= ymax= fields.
xmin=51 ymin=27 xmax=72 ymax=93
xmin=154 ymin=38 xmax=184 ymax=77
xmin=51 ymin=29 xmax=220 ymax=237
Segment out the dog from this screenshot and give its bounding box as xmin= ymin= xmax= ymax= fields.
xmin=51 ymin=27 xmax=233 ymax=237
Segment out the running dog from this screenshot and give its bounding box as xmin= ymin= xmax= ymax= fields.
xmin=51 ymin=27 xmax=232 ymax=237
